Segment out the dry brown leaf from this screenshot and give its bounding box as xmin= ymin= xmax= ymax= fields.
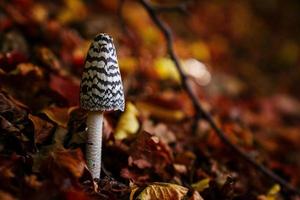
xmin=41 ymin=148 xmax=85 ymax=182
xmin=49 ymin=75 xmax=80 ymax=106
xmin=42 ymin=106 xmax=77 ymax=128
xmin=28 ymin=114 xmax=54 ymax=144
xmin=131 ymin=182 xmax=203 ymax=200
xmin=129 ymin=131 xmax=173 ymax=171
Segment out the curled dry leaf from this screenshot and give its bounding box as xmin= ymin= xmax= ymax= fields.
xmin=130 ymin=182 xmax=203 ymax=200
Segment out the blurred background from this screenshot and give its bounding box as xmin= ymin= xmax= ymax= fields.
xmin=0 ymin=0 xmax=300 ymax=199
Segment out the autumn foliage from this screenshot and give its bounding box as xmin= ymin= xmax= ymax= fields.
xmin=0 ymin=0 xmax=300 ymax=199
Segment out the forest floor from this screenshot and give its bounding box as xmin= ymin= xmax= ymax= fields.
xmin=0 ymin=0 xmax=300 ymax=199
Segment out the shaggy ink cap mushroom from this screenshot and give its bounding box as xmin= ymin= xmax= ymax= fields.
xmin=80 ymin=33 xmax=125 ymax=179
xmin=80 ymin=33 xmax=125 ymax=112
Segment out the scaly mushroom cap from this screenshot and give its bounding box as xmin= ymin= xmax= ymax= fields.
xmin=80 ymin=33 xmax=125 ymax=111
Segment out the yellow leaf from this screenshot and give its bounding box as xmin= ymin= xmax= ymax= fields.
xmin=191 ymin=178 xmax=210 ymax=192
xmin=154 ymin=58 xmax=211 ymax=86
xmin=268 ymin=184 xmax=280 ymax=196
xmin=114 ymin=102 xmax=139 ymax=140
xmin=266 ymin=184 xmax=280 ymax=200
xmin=257 ymin=184 xmax=281 ymax=200
xmin=141 ymin=26 xmax=161 ymax=46
xmin=136 ymin=101 xmax=185 ymax=121
xmin=154 ymin=58 xmax=180 ymax=82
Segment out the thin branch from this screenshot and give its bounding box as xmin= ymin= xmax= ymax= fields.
xmin=152 ymin=3 xmax=189 ymax=14
xmin=139 ymin=0 xmax=300 ymax=196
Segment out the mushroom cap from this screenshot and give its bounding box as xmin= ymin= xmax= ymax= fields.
xmin=80 ymin=33 xmax=125 ymax=111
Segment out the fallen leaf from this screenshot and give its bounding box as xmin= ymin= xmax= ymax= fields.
xmin=49 ymin=75 xmax=80 ymax=106
xmin=126 ymin=131 xmax=173 ymax=182
xmin=114 ymin=102 xmax=139 ymax=140
xmin=57 ymin=0 xmax=87 ymax=24
xmin=42 ymin=106 xmax=77 ymax=128
xmin=192 ymin=178 xmax=210 ymax=192
xmin=28 ymin=114 xmax=54 ymax=144
xmin=11 ymin=63 xmax=43 ymax=78
xmin=36 ymin=47 xmax=62 ymax=73
xmin=257 ymin=184 xmax=281 ymax=200
xmin=154 ymin=57 xmax=180 ymax=82
xmin=136 ymin=101 xmax=185 ymax=121
xmin=40 ymin=148 xmax=85 ymax=183
xmin=130 ymin=182 xmax=203 ymax=200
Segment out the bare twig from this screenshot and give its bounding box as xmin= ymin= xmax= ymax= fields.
xmin=152 ymin=3 xmax=189 ymax=14
xmin=138 ymin=0 xmax=300 ymax=196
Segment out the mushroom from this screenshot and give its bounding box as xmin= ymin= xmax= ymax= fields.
xmin=80 ymin=33 xmax=125 ymax=179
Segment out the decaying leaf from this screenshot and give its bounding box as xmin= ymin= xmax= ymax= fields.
xmin=129 ymin=131 xmax=173 ymax=170
xmin=123 ymin=131 xmax=173 ymax=183
xmin=1 ymin=0 xmax=300 ymax=199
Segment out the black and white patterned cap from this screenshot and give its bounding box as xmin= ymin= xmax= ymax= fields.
xmin=80 ymin=33 xmax=125 ymax=111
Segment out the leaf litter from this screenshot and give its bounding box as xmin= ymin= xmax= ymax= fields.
xmin=0 ymin=0 xmax=300 ymax=199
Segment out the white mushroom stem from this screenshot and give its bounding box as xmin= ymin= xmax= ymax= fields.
xmin=86 ymin=111 xmax=103 ymax=180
